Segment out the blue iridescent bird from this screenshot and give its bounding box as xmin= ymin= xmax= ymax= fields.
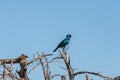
xmin=53 ymin=34 xmax=72 ymax=52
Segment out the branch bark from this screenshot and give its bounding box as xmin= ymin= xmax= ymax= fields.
xmin=38 ymin=52 xmax=51 ymax=80
xmin=60 ymin=50 xmax=74 ymax=80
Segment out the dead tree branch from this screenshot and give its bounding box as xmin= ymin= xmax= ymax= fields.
xmin=38 ymin=52 xmax=51 ymax=80
xmin=27 ymin=53 xmax=53 ymax=65
xmin=74 ymin=71 xmax=113 ymax=80
xmin=0 ymin=53 xmax=53 ymax=80
xmin=59 ymin=50 xmax=74 ymax=80
xmin=85 ymin=74 xmax=92 ymax=80
xmin=0 ymin=51 xmax=117 ymax=80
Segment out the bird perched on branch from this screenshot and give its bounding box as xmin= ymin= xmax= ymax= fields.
xmin=53 ymin=34 xmax=72 ymax=52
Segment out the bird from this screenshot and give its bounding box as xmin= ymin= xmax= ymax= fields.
xmin=53 ymin=34 xmax=72 ymax=52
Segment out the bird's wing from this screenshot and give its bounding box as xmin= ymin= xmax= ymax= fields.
xmin=53 ymin=39 xmax=65 ymax=52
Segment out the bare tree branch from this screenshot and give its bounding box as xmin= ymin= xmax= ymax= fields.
xmin=85 ymin=74 xmax=92 ymax=80
xmin=38 ymin=52 xmax=51 ymax=80
xmin=0 ymin=51 xmax=116 ymax=80
xmin=74 ymin=71 xmax=113 ymax=80
xmin=27 ymin=53 xmax=53 ymax=65
xmin=59 ymin=50 xmax=74 ymax=80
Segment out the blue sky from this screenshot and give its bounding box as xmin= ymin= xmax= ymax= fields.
xmin=0 ymin=0 xmax=120 ymax=79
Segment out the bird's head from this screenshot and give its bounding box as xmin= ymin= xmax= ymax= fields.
xmin=66 ymin=34 xmax=72 ymax=38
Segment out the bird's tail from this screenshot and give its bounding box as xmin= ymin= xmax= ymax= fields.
xmin=53 ymin=47 xmax=58 ymax=52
